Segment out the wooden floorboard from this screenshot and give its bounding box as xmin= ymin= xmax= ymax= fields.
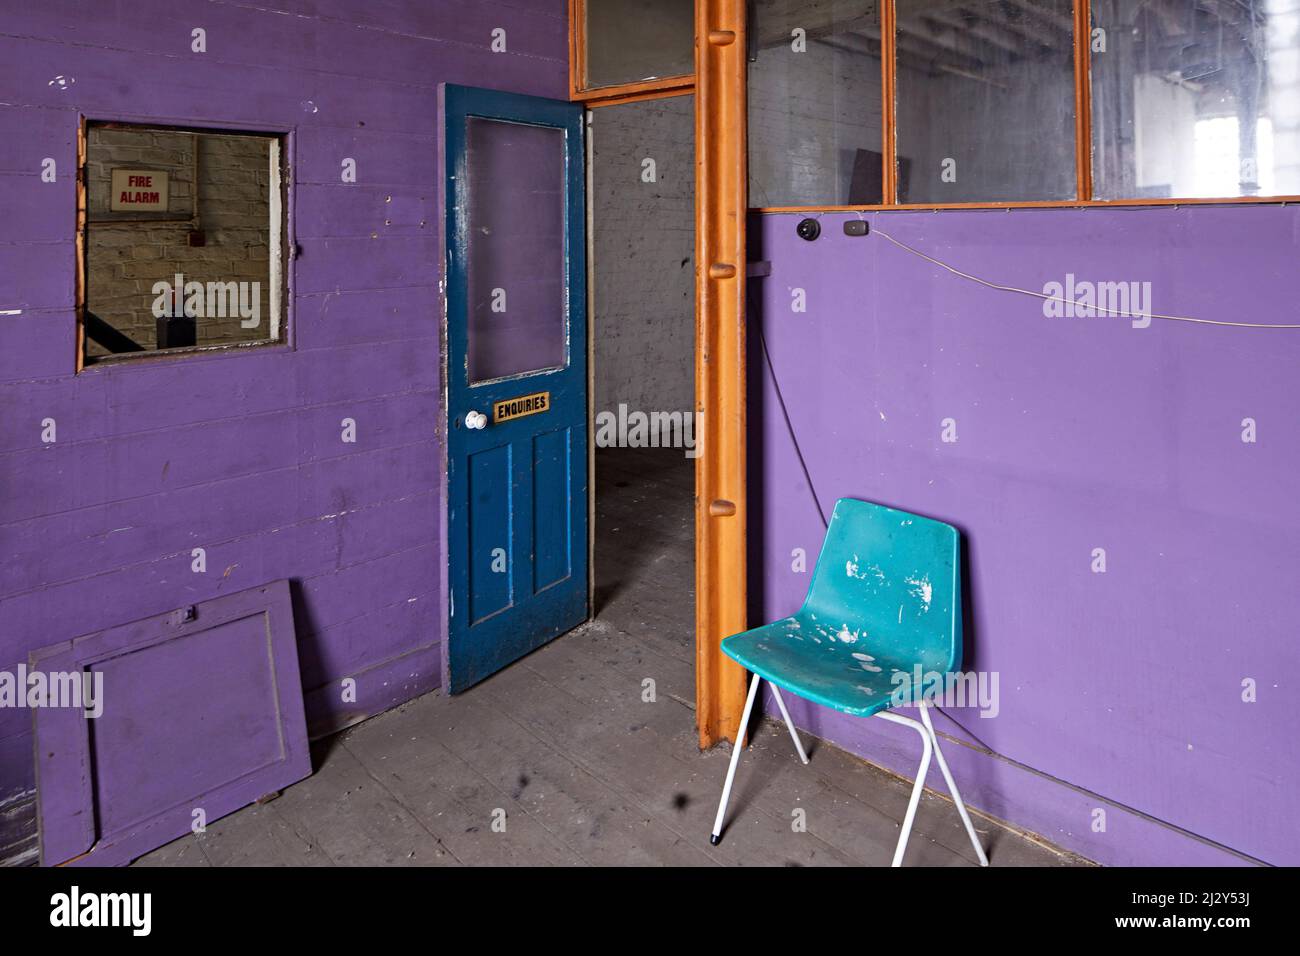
xmin=135 ymin=447 xmax=1089 ymax=867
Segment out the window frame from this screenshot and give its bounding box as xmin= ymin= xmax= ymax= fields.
xmin=568 ymin=0 xmax=697 ymax=108
xmin=752 ymin=0 xmax=1300 ymax=213
xmin=75 ymin=116 xmax=293 ymax=373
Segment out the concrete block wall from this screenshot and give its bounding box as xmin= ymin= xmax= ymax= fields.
xmin=590 ymin=95 xmax=695 ymax=417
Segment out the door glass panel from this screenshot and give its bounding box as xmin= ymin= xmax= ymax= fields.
xmin=585 ymin=0 xmax=695 ymax=89
xmin=466 ymin=117 xmax=568 ymax=383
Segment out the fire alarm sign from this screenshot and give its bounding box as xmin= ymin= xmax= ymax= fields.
xmin=110 ymin=169 xmax=169 ymax=212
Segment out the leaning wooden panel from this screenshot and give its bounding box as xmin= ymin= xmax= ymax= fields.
xmin=694 ymin=0 xmax=749 ymax=748
xmin=32 ymin=580 xmax=311 ymax=866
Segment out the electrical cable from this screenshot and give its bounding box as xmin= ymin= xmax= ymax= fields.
xmin=756 ymin=321 xmax=995 ymax=752
xmin=871 ymin=226 xmax=1300 ymax=330
xmin=756 ymin=323 xmax=828 ymax=528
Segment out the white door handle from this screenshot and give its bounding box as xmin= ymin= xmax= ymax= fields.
xmin=464 ymin=410 xmax=488 ymax=430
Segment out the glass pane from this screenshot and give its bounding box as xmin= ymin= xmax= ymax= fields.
xmin=894 ymin=0 xmax=1077 ymax=203
xmin=585 ymin=0 xmax=695 ymax=89
xmin=84 ymin=125 xmax=280 ymax=360
xmin=466 ymin=118 xmax=568 ymax=384
xmin=1091 ymin=0 xmax=1300 ymax=200
xmin=749 ymin=0 xmax=885 ymax=207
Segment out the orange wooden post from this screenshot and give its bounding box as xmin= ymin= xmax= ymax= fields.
xmin=694 ymin=0 xmax=749 ymax=748
xmin=881 ymin=0 xmax=898 ymax=204
xmin=74 ymin=117 xmax=87 ymax=373
xmin=1073 ymin=0 xmax=1094 ymax=201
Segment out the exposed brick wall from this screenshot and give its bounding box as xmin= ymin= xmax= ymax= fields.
xmin=85 ymin=127 xmax=273 ymax=354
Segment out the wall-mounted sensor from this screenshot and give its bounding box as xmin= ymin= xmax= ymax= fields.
xmin=796 ymin=218 xmax=821 ymax=241
xmin=843 ymin=220 xmax=870 ymax=237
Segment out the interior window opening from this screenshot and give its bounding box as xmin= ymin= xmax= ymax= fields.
xmin=81 ymin=122 xmax=286 ymax=366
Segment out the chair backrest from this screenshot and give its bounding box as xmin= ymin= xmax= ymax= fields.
xmin=801 ymin=498 xmax=962 ymax=675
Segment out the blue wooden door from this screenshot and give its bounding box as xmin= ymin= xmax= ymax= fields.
xmin=442 ymin=85 xmax=588 ymax=692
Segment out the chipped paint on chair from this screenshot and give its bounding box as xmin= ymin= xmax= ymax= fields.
xmin=708 ymin=497 xmax=988 ymax=867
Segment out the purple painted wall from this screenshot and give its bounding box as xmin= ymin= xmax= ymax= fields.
xmin=750 ymin=206 xmax=1299 ymax=866
xmin=3 ymin=0 xmax=1290 ymax=872
xmin=0 ymin=0 xmax=566 ymax=863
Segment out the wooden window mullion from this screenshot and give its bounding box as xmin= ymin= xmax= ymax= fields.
xmin=568 ymin=0 xmax=585 ymax=100
xmin=882 ymin=0 xmax=898 ymax=205
xmin=1073 ymin=0 xmax=1094 ymax=201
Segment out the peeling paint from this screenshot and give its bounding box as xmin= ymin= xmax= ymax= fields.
xmin=904 ymin=574 xmax=933 ymax=609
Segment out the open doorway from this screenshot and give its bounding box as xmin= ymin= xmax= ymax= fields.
xmin=588 ymin=94 xmax=697 ymax=656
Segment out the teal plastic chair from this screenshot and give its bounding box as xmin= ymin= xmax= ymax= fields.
xmin=709 ymin=498 xmax=988 ymax=866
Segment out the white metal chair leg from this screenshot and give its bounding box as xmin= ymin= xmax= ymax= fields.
xmin=875 ymin=709 xmax=932 ymax=867
xmin=709 ymin=672 xmax=762 ymax=846
xmin=768 ymin=684 xmax=810 ymax=765
xmin=918 ymin=702 xmax=989 ymax=866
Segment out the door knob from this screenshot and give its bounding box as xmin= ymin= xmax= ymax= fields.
xmin=464 ymin=410 xmax=488 ymax=430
